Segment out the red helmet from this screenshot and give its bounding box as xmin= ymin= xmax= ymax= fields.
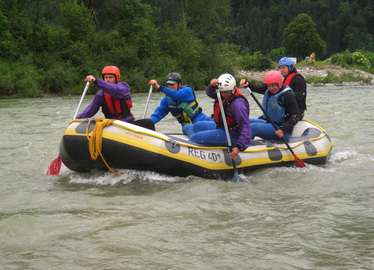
xmin=264 ymin=70 xmax=283 ymax=88
xmin=102 ymin=66 xmax=120 ymax=83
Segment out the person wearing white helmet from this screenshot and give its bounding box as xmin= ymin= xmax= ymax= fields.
xmin=186 ymin=74 xmax=252 ymax=160
xmin=240 ymin=57 xmax=307 ymax=120
xmin=249 ymin=70 xmax=301 ymax=141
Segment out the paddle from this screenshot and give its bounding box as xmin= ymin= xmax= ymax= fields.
xmin=142 ymin=85 xmax=153 ymax=119
xmin=46 ymin=81 xmax=90 ymax=175
xmin=245 ymin=87 xmax=306 ymax=168
xmin=216 ymin=89 xmax=244 ymax=183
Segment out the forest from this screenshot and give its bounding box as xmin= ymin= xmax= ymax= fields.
xmin=1 ymin=0 xmax=374 ymax=97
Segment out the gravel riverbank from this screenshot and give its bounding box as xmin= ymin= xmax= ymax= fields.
xmin=236 ymin=65 xmax=374 ymax=87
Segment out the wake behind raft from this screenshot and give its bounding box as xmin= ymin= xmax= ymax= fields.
xmin=59 ymin=118 xmax=332 ymax=180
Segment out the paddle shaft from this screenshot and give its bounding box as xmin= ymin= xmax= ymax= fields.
xmin=216 ymin=90 xmax=233 ymax=147
xmin=142 ymin=85 xmax=153 ymax=119
xmin=73 ymin=81 xmax=90 ymax=120
xmin=216 ymin=90 xmax=237 ymax=169
xmin=46 ymin=81 xmax=90 ymax=175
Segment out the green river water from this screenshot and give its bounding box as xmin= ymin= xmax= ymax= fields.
xmin=0 ymin=85 xmax=373 ymax=269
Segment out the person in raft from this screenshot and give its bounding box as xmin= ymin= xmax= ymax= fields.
xmin=240 ymin=57 xmax=307 ymax=120
xmin=148 ymin=72 xmax=212 ymax=134
xmin=77 ymin=65 xmax=155 ymax=130
xmin=185 ymin=73 xmax=251 ymax=160
xmin=249 ymin=70 xmax=301 ymax=141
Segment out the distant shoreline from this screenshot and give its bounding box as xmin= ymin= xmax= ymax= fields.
xmin=236 ymin=65 xmax=374 ymax=86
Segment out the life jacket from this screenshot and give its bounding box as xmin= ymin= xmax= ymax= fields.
xmin=262 ymin=86 xmax=292 ymax=124
xmin=167 ymin=88 xmax=203 ymax=125
xmin=283 ymin=72 xmax=297 ymax=86
xmin=102 ymin=92 xmax=133 ymax=120
xmin=213 ymin=87 xmax=249 ymax=131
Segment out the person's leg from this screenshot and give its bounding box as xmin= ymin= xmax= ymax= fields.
xmin=249 ymin=118 xmax=267 ymax=124
xmin=251 ymin=121 xmax=292 ymax=141
xmin=250 ymin=122 xmax=279 ymax=140
xmin=249 ymin=118 xmax=266 ymax=139
xmin=182 ymin=124 xmax=193 ymax=137
xmin=283 ymin=132 xmax=291 ymax=141
xmin=193 ymin=121 xmax=216 ymax=133
xmin=183 ymin=120 xmax=216 ymax=137
xmin=130 ymin=119 xmax=156 ymax=131
xmin=201 ymin=115 xmax=214 ymax=121
xmin=250 ymin=119 xmax=292 ymax=141
xmin=189 ymin=128 xmax=237 ymax=146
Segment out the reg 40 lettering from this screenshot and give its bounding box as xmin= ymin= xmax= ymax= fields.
xmin=188 ymin=147 xmax=222 ymax=162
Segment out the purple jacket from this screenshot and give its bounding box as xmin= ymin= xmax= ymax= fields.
xmin=206 ymin=84 xmax=252 ymax=151
xmin=77 ymin=79 xmax=135 ymax=122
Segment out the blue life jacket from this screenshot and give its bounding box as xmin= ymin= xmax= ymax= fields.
xmin=166 ymin=88 xmax=202 ymax=124
xmin=262 ymin=86 xmax=292 ymax=124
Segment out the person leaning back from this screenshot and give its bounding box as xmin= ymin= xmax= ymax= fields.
xmin=77 ymin=66 xmax=155 ymax=130
xmin=148 ymin=72 xmax=212 ymax=135
xmin=77 ymin=66 xmax=134 ymax=122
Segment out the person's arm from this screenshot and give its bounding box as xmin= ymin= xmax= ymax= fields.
xmin=149 ymin=97 xmax=170 ymax=124
xmin=240 ymin=79 xmax=267 ymax=94
xmin=160 ymin=85 xmax=194 ymax=102
xmin=206 ymin=82 xmax=218 ymax=99
xmin=76 ymin=90 xmax=103 ymax=119
xmin=95 ymin=79 xmax=131 ymax=100
xmin=231 ymin=99 xmax=252 ymax=151
xmin=279 ymin=91 xmax=300 ymax=134
xmin=289 ymin=74 xmax=307 ymax=110
xmin=228 ymin=98 xmax=251 ymax=160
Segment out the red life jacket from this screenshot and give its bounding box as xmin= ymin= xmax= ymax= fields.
xmin=283 ymin=72 xmax=297 ymax=86
xmin=102 ymin=92 xmax=133 ymax=119
xmin=213 ymin=87 xmax=249 ymax=130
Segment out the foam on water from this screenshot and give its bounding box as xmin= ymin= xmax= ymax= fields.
xmin=65 ymin=168 xmax=185 ymax=186
xmin=329 ymin=149 xmax=358 ymax=163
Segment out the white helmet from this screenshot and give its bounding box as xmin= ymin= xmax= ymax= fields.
xmin=218 ymin=73 xmax=236 ymax=91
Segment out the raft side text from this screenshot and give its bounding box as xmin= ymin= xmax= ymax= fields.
xmin=188 ymin=147 xmax=222 ymax=162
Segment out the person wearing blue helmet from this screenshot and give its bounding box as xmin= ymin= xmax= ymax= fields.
xmin=240 ymin=57 xmax=307 ymax=120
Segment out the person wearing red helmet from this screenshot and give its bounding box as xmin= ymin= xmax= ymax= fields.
xmin=77 ymin=66 xmax=135 ymax=122
xmin=249 ymin=70 xmax=301 ymax=141
xmin=240 ymin=57 xmax=307 ymax=120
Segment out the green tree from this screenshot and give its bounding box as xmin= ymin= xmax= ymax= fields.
xmin=0 ymin=6 xmax=16 ymax=60
xmin=59 ymin=0 xmax=95 ymax=42
xmin=281 ymin=13 xmax=326 ymax=60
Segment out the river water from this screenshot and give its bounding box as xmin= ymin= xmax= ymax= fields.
xmin=0 ymin=85 xmax=373 ymax=269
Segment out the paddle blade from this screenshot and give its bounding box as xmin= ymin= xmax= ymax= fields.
xmin=293 ymin=154 xmax=306 ymax=168
xmin=232 ymin=170 xmax=244 ymax=183
xmin=46 ymin=156 xmax=62 ymax=175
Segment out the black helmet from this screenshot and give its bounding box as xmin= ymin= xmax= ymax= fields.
xmin=165 ymin=72 xmax=182 ymax=84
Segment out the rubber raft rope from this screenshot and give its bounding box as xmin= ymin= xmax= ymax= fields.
xmin=86 ymin=118 xmax=120 ymax=176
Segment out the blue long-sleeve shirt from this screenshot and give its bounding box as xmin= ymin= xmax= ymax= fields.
xmin=77 ymin=79 xmax=135 ymax=122
xmin=150 ymin=85 xmax=209 ymax=125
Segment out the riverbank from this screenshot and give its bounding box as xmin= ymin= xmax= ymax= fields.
xmin=236 ymin=65 xmax=374 ymax=87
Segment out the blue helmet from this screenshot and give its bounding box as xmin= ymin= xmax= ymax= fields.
xmin=278 ymin=57 xmax=295 ymax=71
